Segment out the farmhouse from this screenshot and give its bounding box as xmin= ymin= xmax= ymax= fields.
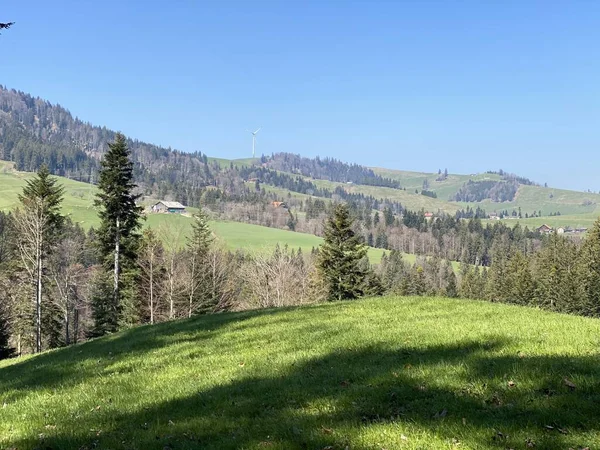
xmin=152 ymin=201 xmax=186 ymax=214
xmin=536 ymin=224 xmax=553 ymax=234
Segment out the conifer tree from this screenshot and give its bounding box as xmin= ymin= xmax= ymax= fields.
xmin=92 ymin=133 xmax=142 ymax=335
xmin=185 ymin=208 xmax=214 ymax=316
xmin=506 ymin=251 xmax=534 ymax=305
xmin=0 ymin=299 xmax=13 ymax=359
xmin=579 ymin=217 xmax=600 ymax=315
xmin=317 ymin=203 xmax=369 ymax=301
xmin=13 ymin=165 xmax=64 ymax=352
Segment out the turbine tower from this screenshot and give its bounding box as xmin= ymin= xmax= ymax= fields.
xmin=248 ymin=127 xmax=261 ymax=158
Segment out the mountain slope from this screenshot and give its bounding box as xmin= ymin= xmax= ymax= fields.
xmin=1 ymin=296 xmax=599 ymax=449
xmin=0 ymin=160 xmax=388 ymax=262
xmin=2 ymin=84 xmax=599 ymax=223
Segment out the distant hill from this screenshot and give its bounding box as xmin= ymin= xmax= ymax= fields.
xmin=1 ymin=84 xmax=599 ymax=225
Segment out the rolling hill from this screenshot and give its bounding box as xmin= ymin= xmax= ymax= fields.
xmin=2 ymin=84 xmax=599 ymax=232
xmin=0 ymin=160 xmax=389 ymax=263
xmin=1 ymin=295 xmax=599 ymax=449
xmin=371 ymin=166 xmax=600 ymax=219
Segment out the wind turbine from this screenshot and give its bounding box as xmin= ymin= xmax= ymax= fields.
xmin=247 ymin=127 xmax=261 ymax=158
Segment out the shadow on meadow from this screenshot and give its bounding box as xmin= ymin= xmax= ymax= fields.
xmin=6 ymin=338 xmax=600 ymax=450
xmin=0 ymin=306 xmax=299 ymax=402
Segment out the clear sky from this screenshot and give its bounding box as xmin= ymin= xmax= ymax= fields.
xmin=2 ymin=1 xmax=599 ymax=190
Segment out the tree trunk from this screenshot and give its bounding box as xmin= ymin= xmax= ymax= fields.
xmin=64 ymin=309 xmax=70 ymax=346
xmin=35 ymin=233 xmax=43 ymax=353
xmin=114 ymin=216 xmax=120 ymax=320
xmin=73 ymin=308 xmax=79 ymax=344
xmin=149 ymin=258 xmax=154 ymax=324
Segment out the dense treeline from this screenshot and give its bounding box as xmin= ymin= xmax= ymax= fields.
xmin=487 ymin=169 xmax=538 ymax=186
xmin=265 ymin=152 xmax=401 ymax=188
xmin=453 ymin=180 xmax=519 ymax=202
xmin=1 ymin=156 xmax=599 ymax=360
xmin=0 ymin=86 xmax=215 ymax=204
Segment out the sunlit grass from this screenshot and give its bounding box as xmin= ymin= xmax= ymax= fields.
xmin=1 ymin=296 xmax=599 ymax=449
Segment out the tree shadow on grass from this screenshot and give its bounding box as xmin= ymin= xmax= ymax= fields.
xmin=6 ymin=338 xmax=600 ymax=449
xmin=0 ymin=305 xmax=306 ymax=402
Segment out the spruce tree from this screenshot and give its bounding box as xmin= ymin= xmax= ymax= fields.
xmin=92 ymin=133 xmax=142 ymax=335
xmin=14 ymin=165 xmax=64 ymax=352
xmin=579 ymin=217 xmax=600 ymax=315
xmin=185 ymin=208 xmax=214 ymax=316
xmin=317 ymin=203 xmax=369 ymax=301
xmin=0 ymin=299 xmax=13 ymax=359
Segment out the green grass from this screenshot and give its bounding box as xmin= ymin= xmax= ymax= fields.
xmin=0 ymin=161 xmax=387 ymax=261
xmin=207 ymin=156 xmax=258 ymax=168
xmin=0 ymin=160 xmax=100 ymax=227
xmin=482 ymin=214 xmax=600 ymax=230
xmin=139 ymin=215 xmax=387 ymax=263
xmin=306 ymin=177 xmax=461 ymax=213
xmin=372 ymin=165 xmax=600 ymax=218
xmin=371 ymin=167 xmax=503 ymax=202
xmin=2 ymin=296 xmax=600 ymax=449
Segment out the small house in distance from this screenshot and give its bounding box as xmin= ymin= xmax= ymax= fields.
xmin=536 ymin=224 xmax=553 ymax=234
xmin=152 ymin=201 xmax=186 ymax=214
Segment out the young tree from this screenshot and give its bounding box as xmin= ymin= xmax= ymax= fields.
xmin=317 ymin=203 xmax=369 ymax=301
xmin=184 ymin=209 xmax=213 ymax=316
xmin=13 ymin=165 xmax=64 ymax=352
xmin=48 ymin=222 xmax=87 ymax=346
xmin=93 ymin=133 xmax=142 ymax=335
xmin=137 ymin=229 xmax=164 ymax=324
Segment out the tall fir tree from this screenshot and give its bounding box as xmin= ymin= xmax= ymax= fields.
xmin=185 ymin=208 xmax=214 ymax=316
xmin=92 ymin=133 xmax=142 ymax=336
xmin=317 ymin=203 xmax=369 ymax=301
xmin=579 ymin=217 xmax=600 ymax=316
xmin=14 ymin=165 xmax=64 ymax=352
xmin=0 ymin=296 xmax=13 ymax=359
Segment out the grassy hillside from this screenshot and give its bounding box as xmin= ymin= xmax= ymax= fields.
xmin=146 ymin=214 xmax=387 ymax=263
xmin=0 ymin=161 xmax=388 ymax=263
xmin=482 ymin=214 xmax=600 ymax=230
xmin=0 ymin=160 xmax=99 ymax=227
xmin=371 ymin=167 xmax=503 ymax=202
xmin=306 ymin=177 xmax=461 ymax=213
xmin=372 ymin=166 xmax=600 ymax=220
xmin=1 ymin=296 xmax=599 ymax=449
xmin=461 ymin=184 xmax=600 ymax=217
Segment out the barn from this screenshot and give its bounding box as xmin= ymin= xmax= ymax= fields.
xmin=152 ymin=201 xmax=186 ymax=214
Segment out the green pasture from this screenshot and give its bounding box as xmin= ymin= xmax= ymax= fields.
xmin=2 ymin=296 xmax=599 ymax=449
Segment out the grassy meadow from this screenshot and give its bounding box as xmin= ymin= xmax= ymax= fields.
xmin=1 ymin=296 xmax=600 ymax=449
xmin=0 ymin=161 xmax=389 ymax=263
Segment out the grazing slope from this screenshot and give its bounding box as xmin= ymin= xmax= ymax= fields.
xmin=1 ymin=296 xmax=599 ymax=449
xmin=0 ymin=160 xmax=387 ymax=262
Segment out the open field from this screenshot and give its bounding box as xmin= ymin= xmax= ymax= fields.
xmin=306 ymin=177 xmax=461 ymax=213
xmin=371 ymin=167 xmax=504 ymax=202
xmin=482 ymin=213 xmax=600 ymax=230
xmin=146 ymin=214 xmax=387 ymax=263
xmin=0 ymin=160 xmax=100 ymax=226
xmin=0 ymin=162 xmax=388 ymax=263
xmin=459 ymin=184 xmax=600 ymax=217
xmin=2 ymin=296 xmax=600 ymax=449
xmin=372 ymin=165 xmax=600 ymax=218
xmin=207 ymin=156 xmax=258 ymax=169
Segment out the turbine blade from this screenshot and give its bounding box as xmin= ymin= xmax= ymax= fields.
xmin=254 ymin=127 xmax=261 ymax=134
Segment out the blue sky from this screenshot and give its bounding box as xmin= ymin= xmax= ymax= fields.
xmin=2 ymin=1 xmax=599 ymax=190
